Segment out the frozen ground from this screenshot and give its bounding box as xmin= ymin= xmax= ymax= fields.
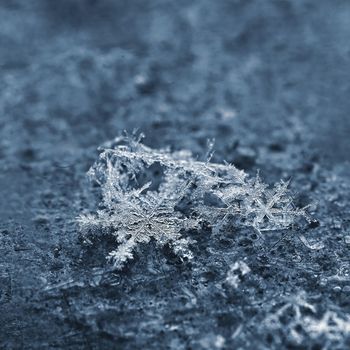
xmin=1 ymin=1 xmax=350 ymax=349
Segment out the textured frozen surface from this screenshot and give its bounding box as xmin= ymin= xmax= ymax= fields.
xmin=1 ymin=1 xmax=350 ymax=349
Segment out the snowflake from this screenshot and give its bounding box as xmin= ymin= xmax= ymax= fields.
xmin=213 ymin=174 xmax=311 ymax=234
xmin=78 ymin=133 xmax=311 ymax=269
xmin=261 ymin=293 xmax=350 ymax=348
xmin=78 ymin=143 xmax=197 ymax=269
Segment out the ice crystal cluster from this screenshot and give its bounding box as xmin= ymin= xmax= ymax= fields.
xmin=78 ymin=133 xmax=310 ymax=269
xmin=263 ymin=293 xmax=350 ymax=348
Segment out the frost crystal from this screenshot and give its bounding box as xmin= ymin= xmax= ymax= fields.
xmin=304 ymin=311 xmax=350 ymax=341
xmin=78 ymin=133 xmax=310 ymax=269
xmin=262 ymin=293 xmax=350 ymax=347
xmin=225 ymin=261 xmax=251 ymax=288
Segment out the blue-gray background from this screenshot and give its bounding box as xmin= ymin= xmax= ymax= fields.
xmin=1 ymin=1 xmax=350 ymax=349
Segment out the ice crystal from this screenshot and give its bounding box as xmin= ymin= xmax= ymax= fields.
xmin=262 ymin=294 xmax=350 ymax=348
xmin=78 ymin=149 xmax=197 ymax=269
xmin=78 ymin=133 xmax=310 ymax=269
xmin=304 ymin=311 xmax=350 ymax=341
xmin=265 ymin=293 xmax=316 ymax=331
xmin=225 ymin=261 xmax=251 ymax=288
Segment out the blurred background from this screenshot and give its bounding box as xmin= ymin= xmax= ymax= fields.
xmin=1 ymin=0 xmax=350 ymax=169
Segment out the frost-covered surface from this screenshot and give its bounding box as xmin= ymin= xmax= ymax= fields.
xmin=1 ymin=1 xmax=350 ymax=349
